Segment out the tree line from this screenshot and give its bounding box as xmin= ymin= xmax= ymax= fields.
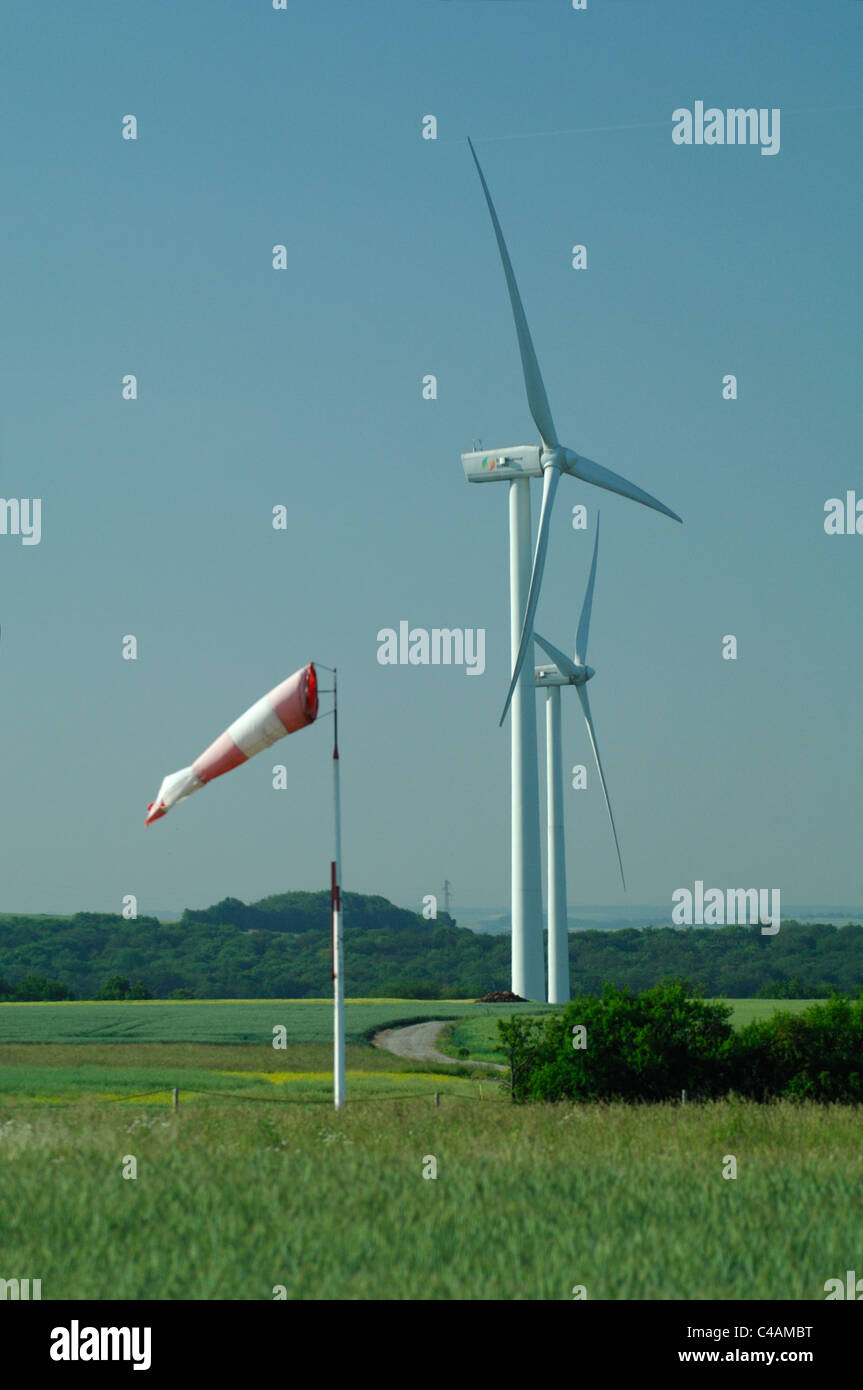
xmin=0 ymin=893 xmax=860 ymax=1000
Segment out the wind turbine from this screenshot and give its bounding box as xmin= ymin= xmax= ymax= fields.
xmin=460 ymin=136 xmax=680 ymax=1000
xmin=534 ymin=515 xmax=625 ymax=1003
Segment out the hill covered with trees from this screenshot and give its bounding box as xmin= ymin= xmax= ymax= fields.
xmin=0 ymin=894 xmax=860 ymax=1001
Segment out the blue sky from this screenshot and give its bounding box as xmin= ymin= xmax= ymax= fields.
xmin=1 ymin=0 xmax=861 ymax=916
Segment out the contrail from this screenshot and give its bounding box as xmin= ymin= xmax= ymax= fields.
xmin=450 ymin=103 xmax=863 ymax=146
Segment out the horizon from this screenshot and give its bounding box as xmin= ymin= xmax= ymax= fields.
xmin=5 ymin=892 xmax=862 ymax=932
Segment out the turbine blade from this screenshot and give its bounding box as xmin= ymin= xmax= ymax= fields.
xmin=576 ymin=684 xmax=626 ymax=892
xmin=467 ymin=137 xmax=558 ymax=450
xmin=534 ymin=632 xmax=581 ymax=681
xmin=500 ymin=465 xmax=559 ymax=726
xmin=575 ymin=513 xmax=600 ymax=666
xmin=570 ymin=454 xmax=682 ymax=524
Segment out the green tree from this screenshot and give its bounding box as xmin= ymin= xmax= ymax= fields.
xmin=94 ymin=974 xmax=132 ymax=1000
xmin=496 ymin=1015 xmax=546 ymax=1099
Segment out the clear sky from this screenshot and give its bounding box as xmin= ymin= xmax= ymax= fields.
xmin=1 ymin=0 xmax=861 ymax=917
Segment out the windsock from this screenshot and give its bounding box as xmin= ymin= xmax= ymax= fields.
xmin=145 ymin=663 xmax=318 ymax=825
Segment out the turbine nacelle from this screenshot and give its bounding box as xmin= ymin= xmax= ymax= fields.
xmin=535 ymin=662 xmax=594 ymax=687
xmin=461 ymin=446 xmax=543 ymax=483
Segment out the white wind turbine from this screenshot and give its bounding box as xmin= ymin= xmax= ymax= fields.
xmin=460 ymin=137 xmax=680 ymax=1000
xmin=534 ymin=514 xmax=625 ymax=1004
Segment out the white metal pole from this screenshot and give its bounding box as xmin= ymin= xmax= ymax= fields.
xmin=509 ymin=478 xmax=545 ymax=1001
xmin=332 ymin=669 xmax=345 ymax=1111
xmin=546 ymin=685 xmax=569 ymax=1004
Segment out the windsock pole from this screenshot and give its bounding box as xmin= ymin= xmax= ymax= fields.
xmin=332 ymin=669 xmax=345 ymax=1111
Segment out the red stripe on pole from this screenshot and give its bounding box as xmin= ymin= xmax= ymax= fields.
xmin=331 ymin=861 xmax=337 ymax=978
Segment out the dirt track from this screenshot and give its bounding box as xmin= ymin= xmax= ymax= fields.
xmin=372 ymin=1019 xmax=505 ymax=1070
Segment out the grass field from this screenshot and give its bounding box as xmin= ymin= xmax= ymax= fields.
xmin=0 ymin=998 xmax=555 ymax=1046
xmin=437 ymin=998 xmax=822 ymax=1063
xmin=0 ymin=996 xmax=852 ymax=1300
xmin=0 ymin=1096 xmax=859 ymax=1299
xmin=0 ymin=1043 xmax=494 ymax=1106
xmin=0 ymin=997 xmax=808 ymax=1051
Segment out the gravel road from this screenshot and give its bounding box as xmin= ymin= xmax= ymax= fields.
xmin=372 ymin=1019 xmax=505 ymax=1070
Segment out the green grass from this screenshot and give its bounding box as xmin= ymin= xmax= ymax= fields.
xmin=437 ymin=999 xmax=824 ymax=1064
xmin=0 ymin=1096 xmax=858 ymax=1299
xmin=723 ymin=998 xmax=820 ymax=1027
xmin=0 ymin=998 xmax=856 ymax=1299
xmin=0 ymin=1043 xmax=495 ymax=1106
xmin=0 ymin=998 xmax=555 ymax=1046
xmin=0 ymin=996 xmax=819 ymax=1064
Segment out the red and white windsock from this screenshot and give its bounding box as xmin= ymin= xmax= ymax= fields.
xmin=145 ymin=663 xmax=318 ymax=825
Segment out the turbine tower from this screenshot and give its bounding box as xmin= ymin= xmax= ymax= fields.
xmin=462 ymin=449 xmax=545 ymax=998
xmin=461 ymin=137 xmax=680 ymax=1001
xmin=534 ymin=515 xmax=626 ymax=1003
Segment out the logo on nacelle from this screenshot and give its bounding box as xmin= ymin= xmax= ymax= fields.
xmin=482 ymin=455 xmax=523 ymax=472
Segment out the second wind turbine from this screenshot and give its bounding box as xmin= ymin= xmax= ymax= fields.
xmin=535 ymin=514 xmax=626 ymax=1004
xmin=460 ymin=137 xmax=681 ymax=1000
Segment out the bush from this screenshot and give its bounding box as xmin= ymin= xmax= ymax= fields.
xmin=93 ymin=975 xmax=152 ymax=1001
xmin=496 ymin=1015 xmax=547 ymax=1099
xmin=730 ymin=996 xmax=863 ymax=1102
xmin=754 ymin=977 xmax=829 ymax=999
xmin=0 ymin=974 xmax=74 ymax=1002
xmin=499 ymin=981 xmax=734 ymax=1103
xmin=498 ymin=982 xmax=863 ymax=1104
